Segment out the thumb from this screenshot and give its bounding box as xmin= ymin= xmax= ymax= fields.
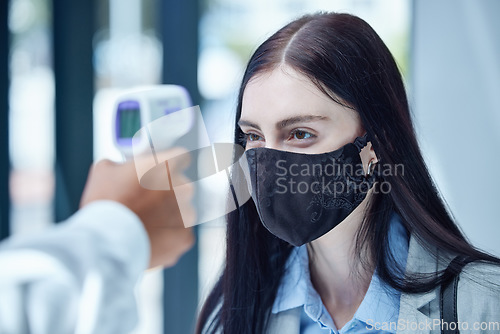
xmin=133 ymin=147 xmax=192 ymax=191
xmin=156 ymin=147 xmax=191 ymax=173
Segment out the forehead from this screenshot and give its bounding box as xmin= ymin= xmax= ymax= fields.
xmin=241 ymin=66 xmax=354 ymax=123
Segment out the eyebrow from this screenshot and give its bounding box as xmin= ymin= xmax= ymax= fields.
xmin=237 ymin=119 xmax=261 ymax=130
xmin=238 ymin=115 xmax=328 ymax=131
xmin=276 ymin=115 xmax=328 ymax=129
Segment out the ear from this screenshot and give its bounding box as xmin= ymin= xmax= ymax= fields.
xmin=359 ymin=142 xmax=378 ymax=175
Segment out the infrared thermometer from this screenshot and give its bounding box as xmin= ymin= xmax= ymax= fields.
xmin=111 ymin=85 xmax=252 ymax=227
xmin=113 ymin=85 xmax=194 ymax=159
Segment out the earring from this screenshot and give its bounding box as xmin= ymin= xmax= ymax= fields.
xmin=366 ymin=159 xmax=376 ymax=177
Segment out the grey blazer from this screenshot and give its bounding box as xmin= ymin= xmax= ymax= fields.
xmin=266 ymin=236 xmax=500 ymax=334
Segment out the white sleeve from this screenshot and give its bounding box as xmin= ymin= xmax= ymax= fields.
xmin=0 ymin=200 xmax=150 ymax=334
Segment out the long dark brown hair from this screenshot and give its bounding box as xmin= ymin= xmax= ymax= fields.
xmin=196 ymin=12 xmax=500 ymax=334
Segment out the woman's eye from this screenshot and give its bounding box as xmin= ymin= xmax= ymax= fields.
xmin=291 ymin=130 xmax=314 ymax=140
xmin=247 ymin=133 xmax=263 ymax=141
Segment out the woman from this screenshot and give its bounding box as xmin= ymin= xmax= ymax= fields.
xmin=196 ymin=12 xmax=500 ymax=334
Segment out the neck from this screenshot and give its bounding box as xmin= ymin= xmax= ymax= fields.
xmin=308 ymin=197 xmax=374 ymax=329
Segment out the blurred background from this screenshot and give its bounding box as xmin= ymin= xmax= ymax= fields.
xmin=1 ymin=0 xmax=498 ymax=333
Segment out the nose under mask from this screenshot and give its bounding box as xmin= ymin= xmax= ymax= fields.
xmin=240 ymin=134 xmax=377 ymax=246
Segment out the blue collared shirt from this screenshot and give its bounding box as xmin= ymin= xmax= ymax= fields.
xmin=272 ymin=214 xmax=409 ymax=334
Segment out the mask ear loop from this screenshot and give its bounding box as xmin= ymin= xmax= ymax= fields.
xmin=353 ymin=133 xmax=369 ymax=151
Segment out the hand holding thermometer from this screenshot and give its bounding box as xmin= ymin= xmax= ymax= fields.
xmin=113 ymin=85 xmax=194 ymax=159
xmin=112 ymin=85 xmax=252 ymax=227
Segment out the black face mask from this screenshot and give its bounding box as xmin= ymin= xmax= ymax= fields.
xmin=240 ymin=134 xmax=376 ymax=246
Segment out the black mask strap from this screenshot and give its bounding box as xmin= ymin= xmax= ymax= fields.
xmin=353 ymin=133 xmax=370 ymax=152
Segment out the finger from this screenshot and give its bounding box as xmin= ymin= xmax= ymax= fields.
xmin=173 ymin=180 xmax=195 ymax=202
xmin=133 ymin=148 xmax=190 ymax=191
xmin=165 ymin=151 xmax=191 ymax=173
xmin=90 ymin=159 xmax=117 ymax=174
xmin=180 ymin=207 xmax=196 ymax=229
xmin=169 ymin=172 xmax=193 ymax=188
xmin=171 ymin=182 xmax=196 ymax=228
xmin=152 ymin=147 xmax=190 ymax=166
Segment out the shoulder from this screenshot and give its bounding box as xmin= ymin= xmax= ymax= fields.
xmin=266 ymin=307 xmax=301 ymax=334
xmin=457 ymin=262 xmax=500 ymax=325
xmin=459 ymin=261 xmax=500 ymax=293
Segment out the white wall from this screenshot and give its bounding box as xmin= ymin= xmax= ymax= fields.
xmin=411 ymin=0 xmax=500 ymax=255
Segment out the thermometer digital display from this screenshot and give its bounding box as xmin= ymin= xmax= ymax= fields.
xmin=113 ymin=85 xmax=194 ymax=158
